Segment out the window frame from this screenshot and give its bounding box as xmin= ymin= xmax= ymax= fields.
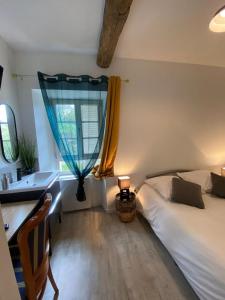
xmin=53 ymin=98 xmax=103 ymax=173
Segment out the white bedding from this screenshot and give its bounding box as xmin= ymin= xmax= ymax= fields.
xmin=137 ymin=183 xmax=225 ymax=300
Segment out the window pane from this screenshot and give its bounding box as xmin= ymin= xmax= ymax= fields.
xmin=56 ymin=104 xmax=75 ymax=122
xmin=83 ymin=138 xmax=98 ymax=154
xmin=81 ymin=105 xmax=98 ymax=122
xmin=59 ymin=160 xmax=70 ymax=172
xmin=77 ymin=159 xmax=88 ymax=169
xmin=58 ymin=122 xmax=77 ymax=139
xmin=53 ymin=98 xmax=105 ymax=172
xmin=67 ymin=139 xmax=77 ymax=155
xmin=60 ymin=138 xmax=77 ymax=156
xmin=82 ymin=122 xmax=98 ymax=138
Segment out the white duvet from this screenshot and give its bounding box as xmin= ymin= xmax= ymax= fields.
xmin=137 ymin=183 xmax=225 ymax=300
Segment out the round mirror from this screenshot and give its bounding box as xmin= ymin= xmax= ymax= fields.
xmin=0 ymin=104 xmax=19 ymax=163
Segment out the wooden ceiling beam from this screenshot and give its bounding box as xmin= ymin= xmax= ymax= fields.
xmin=97 ymin=0 xmax=133 ymax=68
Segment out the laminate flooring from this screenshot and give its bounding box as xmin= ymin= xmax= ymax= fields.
xmin=43 ymin=209 xmax=198 ymax=300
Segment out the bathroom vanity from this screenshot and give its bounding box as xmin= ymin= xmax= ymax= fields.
xmin=0 ymin=103 xmax=62 ymax=252
xmin=0 ymin=171 xmax=62 ymax=251
xmin=0 ymin=171 xmax=59 ymax=202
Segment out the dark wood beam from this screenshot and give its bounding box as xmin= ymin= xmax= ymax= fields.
xmin=97 ymin=0 xmax=133 ymax=68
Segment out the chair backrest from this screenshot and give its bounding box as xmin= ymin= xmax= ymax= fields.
xmin=17 ymin=193 xmax=52 ymax=299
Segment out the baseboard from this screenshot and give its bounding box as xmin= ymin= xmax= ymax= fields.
xmin=103 ymin=207 xmax=115 ymax=213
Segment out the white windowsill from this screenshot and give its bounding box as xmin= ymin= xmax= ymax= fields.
xmin=59 ymin=173 xmax=94 ymax=181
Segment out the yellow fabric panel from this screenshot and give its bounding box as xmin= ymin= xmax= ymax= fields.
xmin=93 ymin=76 xmax=121 ymax=178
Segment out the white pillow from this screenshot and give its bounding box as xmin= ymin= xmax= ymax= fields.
xmin=137 ymin=184 xmax=166 ymax=212
xmin=177 ymin=170 xmax=212 ymax=193
xmin=144 ymin=175 xmax=177 ymax=200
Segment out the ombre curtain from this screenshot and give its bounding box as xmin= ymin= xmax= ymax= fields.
xmin=93 ymin=76 xmax=121 ymax=178
xmin=38 ymin=72 xmax=108 ymax=201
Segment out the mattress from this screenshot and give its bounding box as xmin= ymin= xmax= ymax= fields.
xmin=137 ymin=183 xmax=225 ymax=300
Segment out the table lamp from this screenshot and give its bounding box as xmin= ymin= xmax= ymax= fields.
xmin=118 ymin=176 xmax=130 ymax=200
xmin=221 ymin=167 xmax=225 ymax=177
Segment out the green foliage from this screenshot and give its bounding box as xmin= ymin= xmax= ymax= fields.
xmin=18 ymin=135 xmax=36 ymax=172
xmin=10 ymin=140 xmax=19 ymax=162
xmin=59 ymin=160 xmax=70 ymax=172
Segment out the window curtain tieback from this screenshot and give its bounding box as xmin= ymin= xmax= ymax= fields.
xmin=76 ymin=175 xmax=86 ymax=202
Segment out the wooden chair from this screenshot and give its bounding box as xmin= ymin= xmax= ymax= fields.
xmin=17 ymin=193 xmax=59 ymax=299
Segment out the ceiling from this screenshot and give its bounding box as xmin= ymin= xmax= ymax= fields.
xmin=1 ymin=0 xmax=225 ymax=67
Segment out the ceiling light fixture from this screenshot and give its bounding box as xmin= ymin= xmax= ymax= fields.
xmin=209 ymin=6 xmax=225 ymax=32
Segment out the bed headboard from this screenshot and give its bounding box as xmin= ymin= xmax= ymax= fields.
xmin=134 ymin=169 xmax=191 ymax=194
xmin=145 ymin=169 xmax=191 ymax=179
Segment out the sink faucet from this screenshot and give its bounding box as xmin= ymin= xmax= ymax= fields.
xmin=6 ymin=172 xmax=13 ymax=184
xmin=1 ymin=174 xmax=9 ymax=190
xmin=16 ymin=168 xmax=22 ymax=181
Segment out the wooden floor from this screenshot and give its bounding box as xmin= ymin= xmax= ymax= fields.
xmin=43 ymin=209 xmax=198 ymax=300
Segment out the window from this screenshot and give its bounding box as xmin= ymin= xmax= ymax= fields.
xmin=54 ymin=99 xmax=104 ymax=173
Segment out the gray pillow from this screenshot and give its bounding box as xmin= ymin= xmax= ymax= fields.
xmin=211 ymin=172 xmax=225 ymax=198
xmin=171 ymin=177 xmax=205 ymax=209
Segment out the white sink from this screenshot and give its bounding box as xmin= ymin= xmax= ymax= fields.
xmin=0 ymin=171 xmax=59 ymax=194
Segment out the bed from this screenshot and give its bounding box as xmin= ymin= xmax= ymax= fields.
xmin=137 ymin=171 xmax=225 ymax=300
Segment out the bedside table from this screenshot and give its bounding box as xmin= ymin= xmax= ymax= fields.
xmin=115 ymin=192 xmax=136 ymax=222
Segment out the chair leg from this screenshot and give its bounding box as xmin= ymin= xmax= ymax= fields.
xmin=48 ymin=264 xmax=59 ymax=295
xmin=38 ymin=279 xmax=47 ymax=300
xmin=48 ymin=222 xmax=52 ymax=256
xmin=58 ymin=212 xmax=62 ymax=224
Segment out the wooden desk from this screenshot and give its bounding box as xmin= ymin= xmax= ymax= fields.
xmin=1 ymin=200 xmax=37 ymax=242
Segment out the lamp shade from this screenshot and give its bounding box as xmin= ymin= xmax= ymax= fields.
xmin=209 ymin=6 xmax=225 ymax=32
xmin=118 ymin=176 xmax=130 ymax=190
xmin=221 ymin=167 xmax=225 ymax=177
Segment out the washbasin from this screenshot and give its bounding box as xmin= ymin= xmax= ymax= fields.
xmin=0 ymin=171 xmax=59 ymax=194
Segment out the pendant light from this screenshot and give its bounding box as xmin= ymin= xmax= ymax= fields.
xmin=209 ymin=6 xmax=225 ymax=32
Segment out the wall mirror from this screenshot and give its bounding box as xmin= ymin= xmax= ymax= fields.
xmin=0 ymin=104 xmax=19 ymax=163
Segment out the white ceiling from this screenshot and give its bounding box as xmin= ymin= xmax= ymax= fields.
xmin=1 ymin=0 xmax=225 ymax=67
xmin=0 ymin=0 xmax=105 ymax=54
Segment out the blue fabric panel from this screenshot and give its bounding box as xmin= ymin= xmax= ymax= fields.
xmin=38 ymin=72 xmax=108 ymax=201
xmin=10 ymin=245 xmax=26 ymax=300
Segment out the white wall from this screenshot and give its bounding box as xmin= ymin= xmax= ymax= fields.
xmin=0 ymin=37 xmax=20 ymax=127
xmin=60 ymin=176 xmax=105 ymax=211
xmin=0 ymin=211 xmax=20 ymax=300
xmin=32 ymin=89 xmax=58 ymax=172
xmin=0 ymin=37 xmax=21 ymax=300
xmin=0 ymin=37 xmax=21 ymax=177
xmin=14 ymin=51 xmax=225 ymax=209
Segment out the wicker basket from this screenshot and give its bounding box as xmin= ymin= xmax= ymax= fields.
xmin=115 ymin=192 xmax=136 ymax=222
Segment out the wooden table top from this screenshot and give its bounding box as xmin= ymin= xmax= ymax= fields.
xmin=1 ymin=200 xmax=37 ymax=242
